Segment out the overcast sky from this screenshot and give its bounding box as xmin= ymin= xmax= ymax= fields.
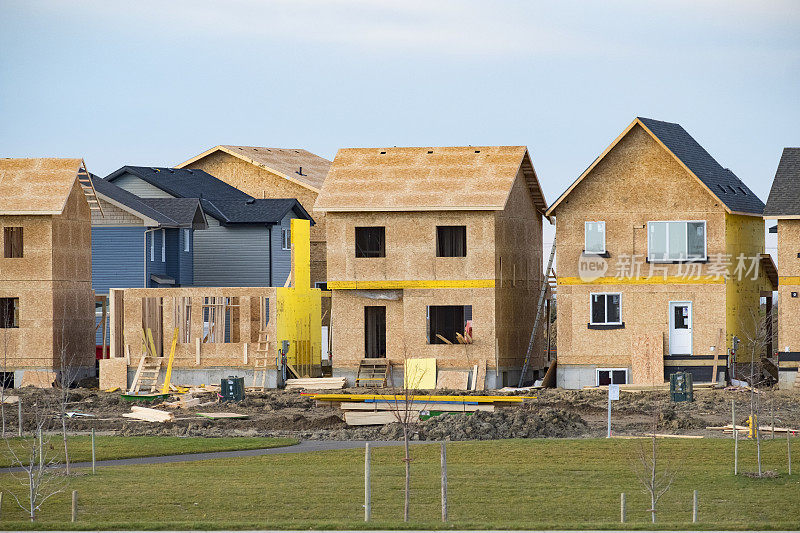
xmin=1 ymin=0 xmax=798 ymax=245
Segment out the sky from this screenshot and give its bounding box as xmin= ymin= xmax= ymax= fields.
xmin=1 ymin=0 xmax=798 ymax=254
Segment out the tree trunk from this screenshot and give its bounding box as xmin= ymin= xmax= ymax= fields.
xmin=403 ymin=424 xmax=410 ymax=522
xmin=62 ymin=417 xmax=70 ymax=475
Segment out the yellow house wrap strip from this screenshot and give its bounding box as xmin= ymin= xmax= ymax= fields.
xmin=557 ymin=276 xmax=725 ymax=286
xmin=309 ymin=393 xmax=534 ymax=403
xmin=779 ymin=276 xmax=800 ymax=285
xmin=327 ymin=279 xmax=496 ymax=289
xmin=403 ymin=358 xmax=437 ymax=389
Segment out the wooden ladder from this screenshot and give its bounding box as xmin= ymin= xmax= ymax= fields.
xmin=128 ymin=328 xmax=163 ymax=394
xmin=252 ymin=329 xmax=271 ymax=390
xmin=355 ymin=359 xmax=391 ymax=387
xmin=78 ymin=166 xmax=104 ymax=216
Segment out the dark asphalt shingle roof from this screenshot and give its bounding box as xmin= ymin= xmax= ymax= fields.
xmin=104 ymin=166 xmax=312 ymax=225
xmin=638 ymin=117 xmax=765 ymax=215
xmin=763 ymin=148 xmax=800 ymax=217
xmin=91 ymin=174 xmax=203 ymax=227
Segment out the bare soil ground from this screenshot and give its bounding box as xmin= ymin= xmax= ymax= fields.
xmin=2 ymin=385 xmax=798 ymax=441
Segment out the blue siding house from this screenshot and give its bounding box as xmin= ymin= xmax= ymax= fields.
xmin=104 ymin=166 xmax=313 ymax=287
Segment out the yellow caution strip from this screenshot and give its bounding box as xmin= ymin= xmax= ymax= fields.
xmin=327 ymin=279 xmax=495 ymax=290
xmin=779 ymin=276 xmax=800 ymax=285
xmin=557 ymin=276 xmax=724 ymax=286
xmin=307 ymin=393 xmax=534 ymax=403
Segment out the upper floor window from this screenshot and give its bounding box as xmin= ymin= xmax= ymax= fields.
xmin=0 ymin=297 xmax=19 ymax=328
xmin=584 ymin=221 xmax=605 ymax=254
xmin=3 ymin=227 xmax=23 ymax=258
xmin=281 ymin=228 xmax=291 ymax=250
xmin=149 ymin=232 xmax=154 ymax=262
xmin=648 ymin=221 xmax=706 ymax=262
xmin=161 ymin=229 xmax=166 ymax=262
xmin=436 ymin=226 xmax=467 ymax=257
xmin=590 ymin=293 xmax=621 ymax=325
xmin=355 ymin=227 xmax=385 ymax=258
xmin=184 ymin=229 xmax=190 ymax=252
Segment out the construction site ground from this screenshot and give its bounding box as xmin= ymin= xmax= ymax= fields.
xmin=4 ymin=386 xmax=798 ymax=440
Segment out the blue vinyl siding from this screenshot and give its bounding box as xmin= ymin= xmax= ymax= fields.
xmin=193 ymin=217 xmax=271 ymax=287
xmin=271 ymin=214 xmax=294 ymax=287
xmin=91 ymin=226 xmax=145 ymax=344
xmin=146 ymin=229 xmax=168 ymax=286
xmin=179 ymin=228 xmax=193 ymax=286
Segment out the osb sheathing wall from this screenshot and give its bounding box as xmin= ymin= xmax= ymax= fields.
xmin=0 ymin=181 xmax=94 ymax=369
xmin=552 ymin=123 xmax=733 ymax=367
xmin=183 ymin=151 xmax=327 ymax=287
xmin=117 ymin=287 xmax=278 ymax=368
xmin=777 ymin=219 xmax=800 ymax=353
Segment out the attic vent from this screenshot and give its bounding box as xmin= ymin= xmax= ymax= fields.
xmin=474 ymin=150 xmax=480 ymax=153
xmin=727 ymin=185 xmax=737 ymax=194
xmin=246 ymin=198 xmax=255 ymax=204
xmin=427 ymin=150 xmax=433 ymax=154
xmin=380 ymin=151 xmax=386 ymax=155
xmin=738 ymin=186 xmax=747 ymax=195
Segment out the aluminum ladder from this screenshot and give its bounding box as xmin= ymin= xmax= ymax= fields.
xmin=518 ymin=236 xmax=556 ymax=387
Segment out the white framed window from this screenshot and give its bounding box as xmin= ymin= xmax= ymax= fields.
xmin=584 ymin=221 xmax=606 ymax=254
xmin=161 ymin=229 xmax=166 ymax=262
xmin=590 ymin=293 xmax=622 ymax=325
xmin=596 ymin=368 xmax=628 ymax=386
xmin=647 ymin=221 xmax=706 ymax=262
xmin=281 ymin=228 xmax=290 ymax=250
xmin=149 ymin=232 xmax=154 ymax=262
xmin=184 ymin=229 xmax=190 ymax=252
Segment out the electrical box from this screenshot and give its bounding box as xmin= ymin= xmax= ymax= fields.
xmin=221 ymin=376 xmax=245 ymax=402
xmin=669 ymin=372 xmax=693 ymax=403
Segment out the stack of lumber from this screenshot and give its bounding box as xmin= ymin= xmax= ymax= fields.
xmin=163 ymin=394 xmax=201 ymax=409
xmin=707 ymin=424 xmax=798 ymax=434
xmin=121 ymin=406 xmax=175 ymax=423
xmin=285 ymin=377 xmax=346 ymax=390
xmin=587 ymin=383 xmax=717 ymax=392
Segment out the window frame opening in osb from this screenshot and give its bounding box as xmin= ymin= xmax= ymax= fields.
xmin=355 ymin=226 xmax=385 ymax=258
xmin=0 ymin=297 xmax=20 ymax=328
xmin=3 ymin=226 xmax=23 ymax=258
xmin=364 ymin=305 xmax=386 ymax=358
xmin=436 ymin=225 xmax=467 ymax=257
xmin=597 ymin=368 xmax=628 ymax=386
xmin=427 ymin=304 xmax=473 ymax=344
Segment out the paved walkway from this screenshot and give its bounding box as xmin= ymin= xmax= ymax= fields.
xmin=0 ymin=440 xmax=415 ymax=473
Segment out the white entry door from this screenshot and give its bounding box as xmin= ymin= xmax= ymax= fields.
xmin=669 ymin=301 xmax=693 ymax=355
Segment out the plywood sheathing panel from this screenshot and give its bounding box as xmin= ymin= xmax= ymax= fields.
xmin=178 ymin=150 xmax=328 ymax=289
xmin=99 ymin=358 xmax=128 ymax=390
xmin=0 ymin=158 xmax=83 ymax=214
xmin=551 ymin=124 xmax=738 ymax=368
xmin=777 ymin=220 xmax=800 ymax=354
xmin=20 ymin=371 xmax=57 ymax=388
xmin=316 ymin=146 xmax=546 ymax=213
xmin=631 ymin=333 xmax=664 ymax=385
xmin=436 ymin=369 xmax=469 ymax=390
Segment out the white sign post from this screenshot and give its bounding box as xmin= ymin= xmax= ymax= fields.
xmin=607 ymin=384 xmax=620 ymax=438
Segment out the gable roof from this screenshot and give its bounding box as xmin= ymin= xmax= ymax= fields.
xmin=138 ymin=198 xmax=208 ymax=228
xmin=314 ymin=146 xmax=548 ymax=213
xmin=546 ymin=118 xmax=765 ymax=216
xmin=763 ymin=148 xmax=800 ymax=218
xmin=175 ymin=145 xmax=331 ymax=192
xmin=0 ymin=158 xmax=85 ymax=215
xmin=104 ymin=166 xmax=311 ymax=225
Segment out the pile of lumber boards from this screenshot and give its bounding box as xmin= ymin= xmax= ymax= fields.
xmin=285 ymin=377 xmax=346 ymax=390
xmin=122 ymin=406 xmax=174 ymax=423
xmin=707 ymin=424 xmax=798 ymax=434
xmin=306 ymin=393 xmax=532 ymax=426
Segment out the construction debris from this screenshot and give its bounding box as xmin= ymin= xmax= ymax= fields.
xmin=122 ymin=406 xmax=175 ymax=423
xmin=196 ymin=412 xmax=249 ymax=420
xmin=285 ymin=377 xmax=346 ymax=390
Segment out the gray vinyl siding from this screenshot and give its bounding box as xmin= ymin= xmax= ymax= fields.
xmin=271 ymin=213 xmax=294 ymax=287
xmin=112 ymin=173 xmax=174 ymax=198
xmin=193 ymin=217 xmax=271 ymax=287
xmin=91 ymin=226 xmax=145 ymax=344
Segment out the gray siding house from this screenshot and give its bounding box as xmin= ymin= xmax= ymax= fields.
xmin=104 ymin=166 xmax=313 ymax=287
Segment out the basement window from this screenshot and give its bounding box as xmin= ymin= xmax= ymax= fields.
xmin=0 ymin=372 xmax=13 ymax=389
xmin=355 ymin=227 xmax=385 ymax=258
xmin=648 ymin=221 xmax=706 ymax=262
xmin=436 ymin=226 xmax=467 ymax=257
xmin=0 ymin=298 xmax=19 ymax=328
xmin=590 ymin=293 xmax=621 ymax=326
xmin=584 ymin=221 xmax=605 ymax=254
xmin=3 ymin=227 xmax=23 ymax=258
xmin=428 ymin=305 xmax=473 ymax=344
xmin=597 ymin=368 xmax=628 ymax=386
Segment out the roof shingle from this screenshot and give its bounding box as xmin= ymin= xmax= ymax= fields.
xmin=763 ymin=148 xmax=800 ymax=217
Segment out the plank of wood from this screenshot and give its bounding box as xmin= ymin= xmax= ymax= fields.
xmin=712 ymin=328 xmax=724 ymax=385
xmin=435 ymin=334 xmax=453 ymax=345
xmin=475 ymin=360 xmax=486 ymax=391
xmin=344 ymin=411 xmax=413 ymax=426
xmin=196 ymin=412 xmax=249 ymax=419
xmin=471 ymin=364 xmax=478 ymax=390
xmin=436 ymin=370 xmax=470 ymax=390
xmin=340 ymin=402 xmax=494 ymax=413
xmin=124 ymin=406 xmax=174 ymax=423
xmin=1 ymin=395 xmax=20 ymax=404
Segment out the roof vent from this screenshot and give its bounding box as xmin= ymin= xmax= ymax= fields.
xmin=380 ymin=151 xmax=386 ymax=155
xmin=151 ymin=167 xmax=159 ymax=172
xmin=738 ymin=186 xmax=747 ymax=195
xmin=187 ymin=169 xmax=193 ymax=174
xmin=427 ymin=150 xmax=433 ymax=154
xmin=475 ymin=150 xmax=480 ymax=153
xmin=168 ymin=169 xmax=174 ymax=173
xmin=296 ymin=166 xmax=305 ymax=176
xmin=727 ymin=185 xmax=737 ymax=194
xmin=246 ymin=198 xmax=255 ymax=204
xmin=717 ymin=185 xmax=726 ymax=194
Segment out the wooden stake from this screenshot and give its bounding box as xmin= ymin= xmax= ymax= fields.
xmin=17 ymin=399 xmax=21 ymax=437
xmin=789 ymin=429 xmax=793 ymax=476
xmin=692 ymin=490 xmax=698 ymax=523
xmin=732 ymin=400 xmax=738 ymax=475
xmin=364 ymin=442 xmax=371 ymax=522
xmin=771 ymin=400 xmax=775 ymax=439
xmin=91 ymin=428 xmax=96 ymax=475
xmin=0 ymin=491 xmax=3 ymax=520
xmin=71 ymin=490 xmax=77 ymax=522
xmin=441 ymin=442 xmax=448 ymax=522
xmin=620 ymin=492 xmax=626 ymax=523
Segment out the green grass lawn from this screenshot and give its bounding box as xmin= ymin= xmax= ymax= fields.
xmin=0 ymin=435 xmax=298 ymax=468
xmin=0 ymin=438 xmax=798 ymax=530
